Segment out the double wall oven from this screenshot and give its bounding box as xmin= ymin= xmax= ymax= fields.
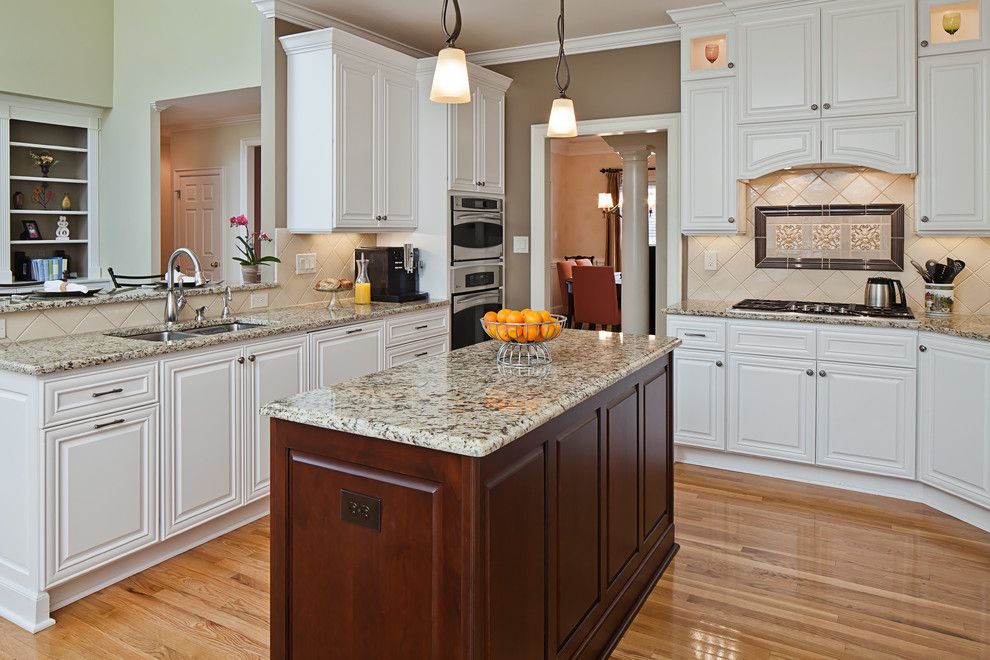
xmin=450 ymin=195 xmax=504 ymax=350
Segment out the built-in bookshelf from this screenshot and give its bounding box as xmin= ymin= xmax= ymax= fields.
xmin=0 ymin=94 xmax=101 ymax=284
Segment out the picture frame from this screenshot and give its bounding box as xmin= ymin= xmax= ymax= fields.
xmin=20 ymin=219 xmax=42 ymax=240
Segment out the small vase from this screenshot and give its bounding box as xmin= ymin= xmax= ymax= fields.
xmin=39 ymin=165 xmax=50 ymax=177
xmin=925 ymin=283 xmax=954 ymax=317
xmin=241 ymin=265 xmax=261 ymax=284
xmin=61 ymin=193 xmax=72 ymax=211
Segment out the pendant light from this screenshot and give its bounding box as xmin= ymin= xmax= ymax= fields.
xmin=430 ymin=0 xmax=471 ymax=104
xmin=547 ymin=0 xmax=577 ymax=138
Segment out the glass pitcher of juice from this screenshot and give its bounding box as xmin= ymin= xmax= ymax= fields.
xmin=354 ymin=253 xmax=371 ymax=305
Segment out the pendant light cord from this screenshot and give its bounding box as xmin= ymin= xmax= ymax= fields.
xmin=554 ymin=0 xmax=571 ymax=97
xmin=441 ymin=0 xmax=463 ymax=48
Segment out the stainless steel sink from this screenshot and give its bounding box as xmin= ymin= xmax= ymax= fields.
xmin=186 ymin=322 xmax=266 ymax=336
xmin=118 ymin=330 xmax=199 ymax=342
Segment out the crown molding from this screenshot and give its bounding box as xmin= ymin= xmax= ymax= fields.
xmin=161 ymin=113 xmax=261 ymax=137
xmin=467 ymin=24 xmax=680 ymax=66
xmin=721 ymin=0 xmax=822 ymax=12
xmin=667 ymin=3 xmax=734 ymax=25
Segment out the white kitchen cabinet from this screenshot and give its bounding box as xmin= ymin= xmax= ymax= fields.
xmin=310 ymin=320 xmax=386 ymax=389
xmin=816 ymin=361 xmax=916 ymax=478
xmin=678 ymin=19 xmax=737 ymax=81
xmin=918 ymin=334 xmax=990 ymax=508
xmin=820 ymin=0 xmax=916 ymax=118
xmin=918 ymin=51 xmax=990 ymax=234
xmin=682 ymin=77 xmax=737 ymax=234
xmin=737 ymin=7 xmax=821 ymax=124
xmin=821 ymin=113 xmax=917 ymax=174
xmin=738 ymin=120 xmax=821 ymax=179
xmin=243 ymin=336 xmax=307 ymax=503
xmin=161 ymin=348 xmax=242 ymax=539
xmin=385 ymin=334 xmax=449 ymax=368
xmin=45 ymin=405 xmax=158 ymax=585
xmin=448 ymin=84 xmax=506 ymax=195
xmin=673 ymin=349 xmax=726 ymax=450
xmin=728 ymin=353 xmax=817 ymax=464
xmin=918 ymin=0 xmax=990 ymax=56
xmin=282 ymin=28 xmax=418 ymax=233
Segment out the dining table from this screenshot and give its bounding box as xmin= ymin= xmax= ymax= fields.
xmin=565 ymin=271 xmax=622 ymax=327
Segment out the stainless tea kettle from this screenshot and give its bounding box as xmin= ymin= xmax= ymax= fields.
xmin=865 ymin=277 xmax=907 ymax=309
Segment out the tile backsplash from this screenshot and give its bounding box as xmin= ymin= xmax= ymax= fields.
xmin=271 ymin=229 xmax=377 ymax=308
xmin=686 ymin=167 xmax=990 ymax=314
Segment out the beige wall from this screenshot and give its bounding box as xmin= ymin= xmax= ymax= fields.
xmin=550 ymin=150 xmax=622 ymax=262
xmin=489 ymin=42 xmax=680 ymax=308
xmin=0 ymin=0 xmax=113 ymax=107
xmin=686 ymin=167 xmax=990 ymax=315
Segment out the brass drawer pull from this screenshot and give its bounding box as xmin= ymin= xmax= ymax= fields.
xmin=92 ymin=387 xmax=124 ymax=398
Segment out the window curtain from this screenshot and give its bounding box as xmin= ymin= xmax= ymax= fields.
xmin=604 ymin=170 xmax=622 ymax=270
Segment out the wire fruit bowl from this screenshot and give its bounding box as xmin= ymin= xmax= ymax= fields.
xmin=480 ymin=314 xmax=566 ymax=368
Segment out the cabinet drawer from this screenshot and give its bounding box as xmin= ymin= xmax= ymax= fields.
xmin=43 ymin=363 xmax=158 ymax=428
xmin=817 ymin=327 xmax=917 ymax=368
xmin=385 ymin=335 xmax=449 ymax=368
xmin=728 ymin=322 xmax=816 ymax=359
xmin=385 ymin=309 xmax=448 ymax=347
xmin=667 ymin=316 xmax=726 ymax=351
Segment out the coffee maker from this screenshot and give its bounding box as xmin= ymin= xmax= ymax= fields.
xmin=355 ymin=245 xmax=429 ymax=303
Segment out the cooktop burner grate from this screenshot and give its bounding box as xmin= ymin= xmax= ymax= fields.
xmin=731 ymin=299 xmax=915 ymax=320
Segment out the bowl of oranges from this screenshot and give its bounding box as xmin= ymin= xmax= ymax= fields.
xmin=481 ymin=308 xmax=566 ymax=367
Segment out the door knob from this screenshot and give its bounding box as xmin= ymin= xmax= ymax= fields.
xmin=727 ymin=62 xmax=735 ymax=69
xmin=819 ymin=370 xmax=827 ymax=377
xmin=921 ymin=40 xmax=929 ymax=47
xmin=236 ymin=356 xmax=245 ymax=364
xmin=210 ymin=261 xmax=219 ymax=268
xmin=727 ymin=217 xmax=736 ymax=224
xmin=715 ymin=360 xmax=723 ymax=367
xmin=823 ymin=103 xmax=832 ymax=110
xmin=919 ymin=345 xmax=928 ymax=352
xmin=248 ymin=355 xmax=256 ymax=362
xmin=806 ymin=369 xmax=814 ymax=376
xmin=920 ymin=216 xmax=930 ymax=223
xmin=811 ymin=103 xmax=819 ymax=110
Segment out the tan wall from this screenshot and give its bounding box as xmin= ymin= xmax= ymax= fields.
xmin=686 ymin=167 xmax=990 ymax=315
xmin=489 ymin=42 xmax=681 ymax=308
xmin=550 ymin=151 xmax=622 ymax=262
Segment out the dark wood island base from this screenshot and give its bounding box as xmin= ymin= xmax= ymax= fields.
xmin=270 ymin=353 xmax=675 ymax=659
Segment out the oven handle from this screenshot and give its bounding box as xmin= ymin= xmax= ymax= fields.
xmin=453 ymin=213 xmax=503 ymax=227
xmin=452 ymin=290 xmax=502 ymax=313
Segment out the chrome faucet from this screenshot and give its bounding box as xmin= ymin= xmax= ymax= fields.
xmin=164 ymin=247 xmax=206 ymax=325
xmin=221 ymin=286 xmax=233 ymax=320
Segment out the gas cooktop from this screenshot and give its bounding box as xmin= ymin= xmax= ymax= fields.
xmin=731 ymin=299 xmax=916 ymax=320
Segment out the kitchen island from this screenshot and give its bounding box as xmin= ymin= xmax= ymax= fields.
xmin=262 ymin=330 xmax=679 ymax=659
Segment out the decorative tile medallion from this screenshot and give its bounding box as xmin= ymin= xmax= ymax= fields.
xmin=755 ymin=204 xmax=904 ymax=271
xmin=812 ymin=224 xmax=841 ymax=250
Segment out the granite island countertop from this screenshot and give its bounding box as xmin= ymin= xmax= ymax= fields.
xmin=261 ymin=330 xmax=679 ymax=458
xmin=0 ymin=299 xmax=447 ymax=375
xmin=664 ymin=299 xmax=990 ymax=343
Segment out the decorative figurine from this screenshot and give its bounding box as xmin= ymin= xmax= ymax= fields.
xmin=11 ymin=190 xmax=24 ymax=209
xmin=61 ymin=193 xmax=72 ymax=210
xmin=55 ymin=216 xmax=71 ymax=242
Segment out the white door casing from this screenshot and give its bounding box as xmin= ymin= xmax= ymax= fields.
xmin=173 ymin=168 xmax=223 ymax=282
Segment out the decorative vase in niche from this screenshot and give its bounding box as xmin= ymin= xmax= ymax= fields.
xmin=705 ymin=43 xmax=720 ymax=64
xmin=61 ymin=193 xmax=71 ymax=211
xmin=241 ymin=265 xmax=261 ymax=284
xmin=39 ymin=164 xmax=50 ymax=177
xmin=55 ymin=216 xmax=71 ymax=242
xmin=11 ymin=191 xmax=24 ymax=209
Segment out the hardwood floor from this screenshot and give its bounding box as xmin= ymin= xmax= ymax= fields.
xmin=1 ymin=464 xmax=987 ymax=659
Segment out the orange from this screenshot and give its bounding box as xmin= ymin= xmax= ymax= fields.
xmin=522 ymin=311 xmax=541 ymax=342
xmin=496 ymin=308 xmax=512 ymax=323
xmin=483 ymin=311 xmax=498 ymax=323
xmin=538 ymin=310 xmax=553 ymax=323
xmin=505 ymin=311 xmax=523 ymax=341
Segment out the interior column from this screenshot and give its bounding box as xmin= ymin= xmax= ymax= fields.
xmin=617 ymin=145 xmax=652 ymax=333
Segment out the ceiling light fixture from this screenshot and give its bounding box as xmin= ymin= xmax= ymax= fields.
xmin=547 ymin=0 xmax=577 ymax=138
xmin=430 ymin=0 xmax=471 ymax=104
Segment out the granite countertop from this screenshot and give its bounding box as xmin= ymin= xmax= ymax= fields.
xmin=0 ymin=282 xmax=278 ymax=314
xmin=0 ymin=299 xmax=447 ymax=375
xmin=664 ymin=299 xmax=990 ymax=342
xmin=261 ymin=331 xmax=679 ymax=458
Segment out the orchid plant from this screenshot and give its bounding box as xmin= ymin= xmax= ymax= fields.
xmin=230 ymin=215 xmax=281 ymax=267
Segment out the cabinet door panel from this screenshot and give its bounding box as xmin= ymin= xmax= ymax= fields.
xmin=381 ymin=68 xmax=417 ymax=228
xmin=162 ymin=348 xmax=242 ymax=538
xmin=728 ymin=354 xmax=816 ymax=463
xmin=448 ymin=91 xmax=477 ymax=193
xmin=738 ymin=8 xmax=821 ymax=123
xmin=46 ymin=406 xmax=158 ymax=584
xmin=335 ymin=53 xmax=379 ymax=228
xmin=682 ymin=78 xmax=737 ymax=234
xmin=672 ymin=349 xmax=725 ymax=450
xmin=822 ymin=113 xmax=917 ymax=174
xmin=605 ymin=389 xmax=639 ymax=588
xmin=821 ymin=0 xmax=916 ymax=117
xmin=245 ymin=337 xmax=307 ymax=502
xmin=642 ymin=366 xmax=671 ymax=541
xmin=816 ymin=362 xmax=916 ymax=478
xmin=738 ymin=120 xmax=821 ymax=179
xmin=311 ymin=321 xmax=385 ymax=389
xmin=918 ymin=52 xmax=990 ymax=234
xmin=478 ymin=86 xmax=505 ymax=194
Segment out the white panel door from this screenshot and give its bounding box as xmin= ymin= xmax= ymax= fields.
xmin=918 ymin=335 xmax=990 ymax=507
xmin=448 ymin=90 xmax=478 ymax=193
xmin=738 ymin=8 xmax=821 ymax=123
xmin=821 ymin=113 xmax=917 ymax=174
xmin=682 ymin=77 xmax=737 ymax=234
xmin=244 ymin=336 xmax=307 ymax=502
xmin=478 ymin=86 xmax=505 ymax=194
xmin=728 ymin=354 xmax=817 ymax=463
xmin=918 ymin=0 xmax=990 ymax=56
xmin=918 ymin=51 xmax=990 ymax=234
xmin=738 ymin=120 xmax=821 ymax=179
xmin=821 ymin=0 xmax=916 ymax=117
xmin=380 ymin=67 xmax=417 ymax=229
xmin=173 ymin=170 xmax=223 ymax=282
xmin=310 ymin=321 xmax=385 ymax=389
xmin=673 ymin=349 xmax=726 ymax=450
xmin=335 ymin=53 xmax=379 ymax=229
xmin=162 ymin=348 xmax=242 ymax=538
xmin=46 ymin=405 xmax=158 ymax=585
xmin=816 ymin=362 xmax=916 ymax=478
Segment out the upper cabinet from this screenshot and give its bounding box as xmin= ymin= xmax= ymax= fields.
xmin=282 ymin=29 xmax=418 ymax=233
xmin=680 ymin=20 xmax=738 ymax=81
xmin=919 ymin=0 xmax=990 ymax=56
xmin=682 ymin=78 xmax=738 ymax=234
xmin=448 ymin=82 xmax=507 ymax=195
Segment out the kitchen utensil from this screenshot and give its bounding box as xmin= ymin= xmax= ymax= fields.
xmin=911 ymin=259 xmax=932 ymax=283
xmin=864 ymin=277 xmax=908 ymax=309
xmin=949 ymin=259 xmax=966 ymax=282
xmin=925 ymin=260 xmax=947 ymax=284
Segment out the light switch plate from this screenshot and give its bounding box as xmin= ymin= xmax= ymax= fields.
xmin=704 ymin=250 xmax=718 ymax=271
xmin=250 ymin=293 xmax=269 ymax=309
xmin=295 ymin=253 xmax=317 ymax=275
xmin=0 ymin=318 xmax=5 ymax=339
xmin=513 ymin=236 xmax=529 ymax=254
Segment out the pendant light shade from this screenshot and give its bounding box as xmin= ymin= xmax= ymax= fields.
xmin=430 ymin=0 xmax=471 ymax=104
xmin=547 ymin=0 xmax=577 ymax=137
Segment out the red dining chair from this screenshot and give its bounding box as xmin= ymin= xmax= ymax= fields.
xmin=572 ymin=265 xmax=621 ymax=331
xmin=556 ymin=260 xmax=576 ymax=317
xmin=574 ymin=258 xmax=594 ymax=267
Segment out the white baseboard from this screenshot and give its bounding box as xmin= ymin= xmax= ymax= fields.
xmin=0 ymin=576 xmax=54 ymax=633
xmin=675 ymin=446 xmax=990 ymax=533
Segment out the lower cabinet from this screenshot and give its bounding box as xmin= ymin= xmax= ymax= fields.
xmin=728 ymin=353 xmax=817 ymax=464
xmin=816 ymin=361 xmax=916 ymax=478
xmin=672 ymin=349 xmax=725 ymax=449
xmin=384 ymin=334 xmax=448 ymax=368
xmin=918 ymin=334 xmax=990 ymax=507
xmin=310 ymin=320 xmax=385 ymax=388
xmin=45 ymin=405 xmax=158 ymax=585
